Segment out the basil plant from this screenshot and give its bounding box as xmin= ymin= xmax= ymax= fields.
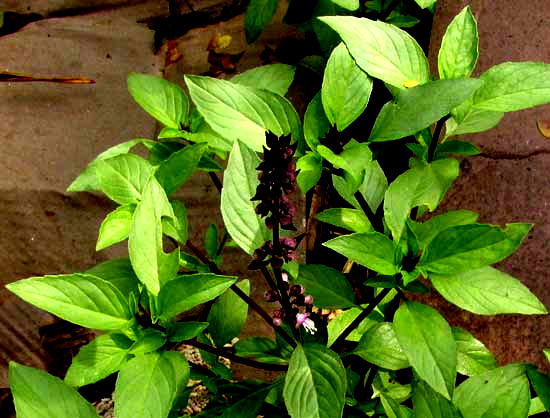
xmin=7 ymin=5 xmax=550 ymax=418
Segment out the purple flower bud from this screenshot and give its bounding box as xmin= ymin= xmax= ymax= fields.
xmin=273 ymin=317 xmax=282 ymax=326
xmin=304 ymin=295 xmax=313 ymax=305
xmin=289 ymin=285 xmax=304 ymax=296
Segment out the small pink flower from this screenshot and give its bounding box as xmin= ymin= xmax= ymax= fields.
xmin=296 ymin=312 xmax=317 ymax=334
xmin=304 ymin=295 xmax=313 ymax=305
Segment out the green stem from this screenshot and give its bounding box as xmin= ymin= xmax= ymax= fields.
xmin=333 ymin=287 xmax=392 ymax=349
xmin=185 ymin=339 xmax=287 ymax=372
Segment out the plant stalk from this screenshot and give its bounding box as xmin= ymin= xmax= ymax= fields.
xmin=184 ymin=339 xmax=287 ymax=372
xmin=427 ymin=115 xmax=450 ymax=162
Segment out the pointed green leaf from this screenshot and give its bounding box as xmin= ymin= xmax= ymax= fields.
xmin=284 ymin=344 xmax=346 ymax=418
xmin=162 ymin=200 xmax=188 ymax=244
xmin=208 ymin=279 xmax=250 ymax=346
xmin=155 ymin=143 xmax=207 ymax=195
xmin=316 ymin=208 xmax=372 ymax=233
xmin=453 ymin=364 xmax=530 ymax=418
xmin=65 ymin=333 xmax=133 ymax=387
xmin=96 ymin=204 xmax=135 ymax=250
xmin=296 ymin=151 xmax=323 ymax=193
xmin=235 ymin=337 xmax=288 ymax=364
xmin=168 ymin=321 xmax=209 ymax=343
xmin=419 ymin=223 xmax=532 ymax=275
xmin=304 ymin=91 xmax=330 ymax=151
xmin=386 ymin=12 xmax=420 ymax=29
xmin=327 ymin=307 xmax=383 ymax=347
xmin=473 ymin=62 xmax=550 ymax=112
xmin=431 ymin=266 xmax=547 ymax=315
xmin=393 ymin=301 xmax=456 ymax=399
xmin=414 ymin=0 xmax=436 ymax=9
xmin=412 ymin=378 xmax=461 ymax=418
xmin=295 ymin=264 xmax=356 ymax=309
xmin=159 ymin=274 xmax=237 ymax=321
xmin=435 ymin=140 xmax=481 ymax=159
xmin=330 ymin=0 xmax=359 ymax=10
xmin=244 ymin=0 xmax=278 ymax=43
xmin=220 ymin=385 xmax=272 ymax=418
xmin=527 ymin=366 xmax=550 ymax=413
xmin=369 ymin=79 xmax=483 ymax=142
xmin=438 ymin=6 xmax=479 ymax=79
xmin=86 ymin=258 xmax=140 ymax=301
xmin=6 ymin=273 xmax=132 ymax=331
xmin=446 ymin=98 xmax=504 ymax=137
xmin=10 ymin=362 xmax=99 ymax=418
xmin=373 ymin=370 xmax=412 ymax=403
xmin=129 ymin=329 xmax=167 ymax=355
xmin=318 ymin=16 xmax=429 ymax=88
xmin=353 ymin=322 xmax=409 ymax=370
xmin=324 ymin=232 xmax=399 ymax=275
xmin=322 ymin=42 xmax=373 ymax=131
xmin=67 ymin=138 xmax=155 ymax=193
xmin=95 ymin=154 xmax=154 ymax=205
xmin=127 ymin=72 xmax=189 ymax=129
xmin=232 ymin=64 xmax=296 ymax=96
xmin=185 ymin=75 xmax=303 ymax=152
xmin=384 ymin=159 xmax=460 ymax=243
xmin=221 ymin=140 xmax=270 ymax=255
xmin=411 ymin=210 xmax=479 ymax=250
xmin=452 ymin=327 xmax=497 ymax=376
xmin=128 ymin=177 xmax=179 ymax=295
xmin=115 ymin=351 xmax=189 ymax=418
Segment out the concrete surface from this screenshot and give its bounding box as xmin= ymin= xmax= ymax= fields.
xmin=428 ymin=0 xmax=550 ymax=369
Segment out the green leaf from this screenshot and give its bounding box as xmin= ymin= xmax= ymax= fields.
xmin=453 ymin=364 xmax=530 ymax=418
xmin=353 ymin=323 xmax=409 ymax=370
xmin=434 ymin=140 xmax=480 ymax=159
xmin=318 ymin=16 xmax=429 ymax=88
xmin=155 ymin=143 xmax=207 ymax=195
xmin=445 ymin=98 xmax=504 ymax=137
xmin=412 ymin=378 xmax=461 ymax=418
xmin=168 ymin=321 xmax=209 ymax=342
xmin=452 ymin=327 xmax=497 ymax=376
xmin=204 ymin=224 xmax=219 ymax=259
xmin=413 ymin=0 xmax=436 ymax=9
xmin=128 ymin=176 xmax=180 ymax=295
xmin=384 ymin=159 xmax=460 ymax=243
xmin=373 ymin=370 xmax=412 ymax=403
xmin=65 ymin=333 xmax=133 ymax=387
xmin=127 ymin=72 xmax=189 ymax=129
xmin=283 ymin=344 xmax=347 ymax=418
xmin=9 ymin=362 xmax=99 ymax=418
xmin=393 ymin=301 xmax=456 ymax=399
xmin=329 ymin=0 xmax=359 ymax=10
xmin=159 ymin=274 xmax=237 ymax=321
xmin=327 ymin=307 xmax=383 ymax=347
xmin=430 ymin=266 xmax=547 ymax=315
xmin=527 ymin=366 xmax=550 ymax=413
xmin=185 ymin=75 xmax=302 ymax=153
xmin=86 ymin=258 xmax=140 ymax=301
xmin=220 ymin=385 xmax=272 ymax=418
xmin=208 ymin=279 xmax=250 ymax=346
xmin=245 ymin=0 xmax=279 ymax=43
xmin=115 ymin=351 xmax=189 ymax=418
xmin=182 ymin=114 xmax=233 ymax=152
xmin=129 ymin=329 xmax=167 ymax=355
xmin=95 ymin=154 xmax=154 ymax=205
xmin=296 ymin=152 xmax=323 ymax=193
xmin=316 ymin=208 xmax=372 ymax=233
xmin=385 ymin=12 xmax=420 ymax=29
xmin=438 ymin=6 xmax=479 ymax=79
xmin=6 ymin=273 xmax=133 ymax=331
xmin=231 ymin=64 xmax=296 ymax=96
xmin=67 ymin=138 xmax=155 ymax=193
xmin=295 ymin=264 xmax=356 ymax=309
xmin=530 ymin=397 xmax=547 ymax=416
xmin=324 ymin=233 xmax=400 ymax=275
xmin=473 ymin=62 xmax=550 ymax=112
xmin=418 ymin=223 xmax=532 ymax=275
xmin=411 ymin=210 xmax=479 ymax=250
xmin=545 ymin=349 xmax=550 ymax=364
xmin=304 ymin=91 xmax=330 ymax=151
xmin=369 ymin=79 xmax=483 ymax=142
xmin=322 ymin=42 xmax=373 ymax=131
xmin=235 ymin=337 xmax=288 ymax=364
xmin=162 ymin=200 xmax=188 ymax=244
xmin=380 ymin=395 xmax=414 ymax=418
xmin=96 ymin=204 xmax=135 ymax=250
xmin=221 ymin=140 xmax=270 ymax=255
